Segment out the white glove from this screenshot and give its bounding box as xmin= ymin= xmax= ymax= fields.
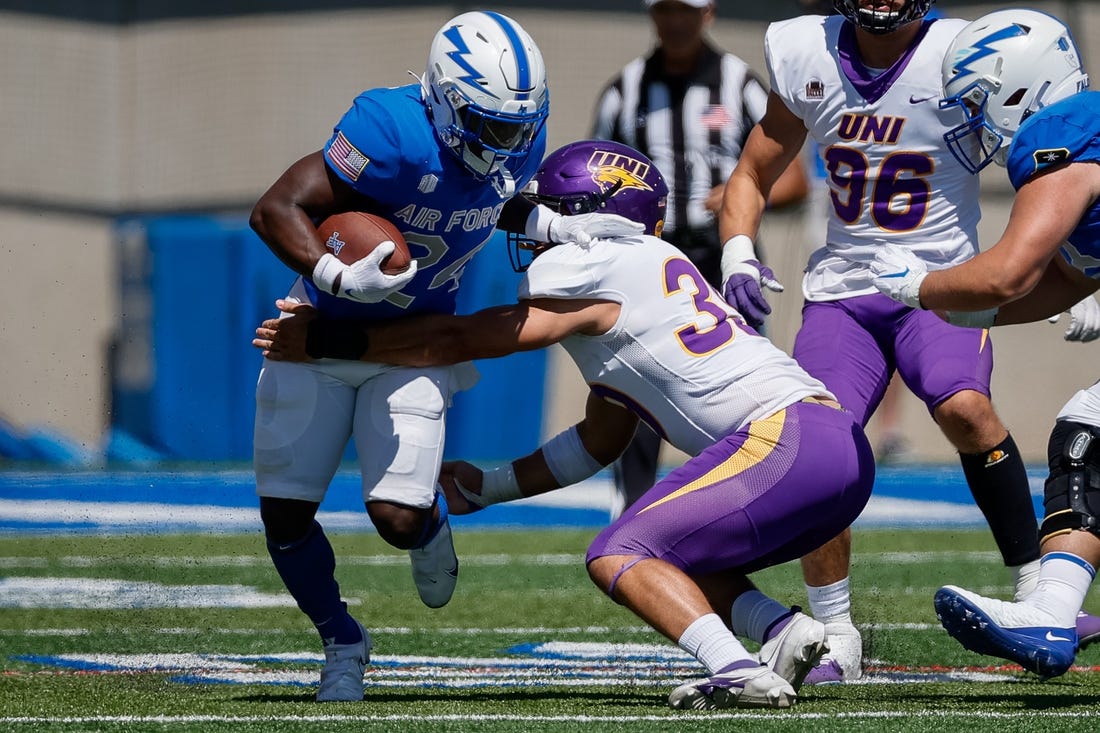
xmin=311 ymin=242 xmax=418 ymax=303
xmin=869 ymin=245 xmax=928 ymax=309
xmin=526 ymin=205 xmax=645 ymax=246
xmin=1048 ymin=295 xmax=1100 ymax=342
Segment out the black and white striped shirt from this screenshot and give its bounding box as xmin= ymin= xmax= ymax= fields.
xmin=592 ymin=43 xmax=768 ymax=284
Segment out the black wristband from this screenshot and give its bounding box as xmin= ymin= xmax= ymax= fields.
xmin=305 ymin=318 xmax=369 ymax=360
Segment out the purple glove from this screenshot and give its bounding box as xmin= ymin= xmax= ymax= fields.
xmin=721 ymin=259 xmax=784 ymax=329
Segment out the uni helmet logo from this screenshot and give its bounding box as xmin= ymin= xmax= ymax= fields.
xmin=325 ymin=231 xmax=346 ymax=256
xmin=587 ymin=150 xmax=654 ymax=195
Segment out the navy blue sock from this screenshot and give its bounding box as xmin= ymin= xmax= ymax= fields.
xmin=410 ymin=493 xmax=447 ymax=550
xmin=267 ymin=520 xmax=361 ymax=645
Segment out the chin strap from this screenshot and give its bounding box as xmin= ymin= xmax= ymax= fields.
xmin=491 ymin=168 xmax=516 ymax=198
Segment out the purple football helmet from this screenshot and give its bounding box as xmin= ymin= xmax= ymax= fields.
xmin=508 ymin=140 xmax=668 ymax=271
xmin=833 ymin=0 xmax=934 ymax=34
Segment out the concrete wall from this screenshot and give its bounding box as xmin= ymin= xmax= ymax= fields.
xmin=1 ymin=2 xmax=1096 ymax=459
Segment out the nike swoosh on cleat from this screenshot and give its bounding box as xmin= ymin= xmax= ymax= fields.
xmin=1046 ymin=631 xmax=1073 ymax=642
xmin=881 ymin=267 xmax=910 ymax=279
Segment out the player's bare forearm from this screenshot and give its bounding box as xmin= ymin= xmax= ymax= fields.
xmin=249 ymin=151 xmax=364 ymax=276
xmin=993 ymin=262 xmax=1096 ymax=325
xmin=923 ymin=164 xmax=1100 ymax=313
xmin=719 ymin=170 xmax=769 ymax=242
xmin=367 ymin=299 xmax=613 ymax=367
xmin=366 ymin=306 xmax=543 ymax=367
xmin=919 ymin=250 xmax=1038 ymax=311
xmin=719 ymin=93 xmax=806 ymax=241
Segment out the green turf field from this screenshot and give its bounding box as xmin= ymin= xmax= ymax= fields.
xmin=1 ymin=528 xmax=1098 ymax=732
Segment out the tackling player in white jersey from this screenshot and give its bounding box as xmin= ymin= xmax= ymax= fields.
xmin=714 ymin=0 xmax=1100 ymax=683
xmin=256 ymin=139 xmax=877 ymax=709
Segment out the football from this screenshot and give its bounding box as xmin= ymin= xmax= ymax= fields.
xmin=317 ymin=211 xmax=412 ymax=275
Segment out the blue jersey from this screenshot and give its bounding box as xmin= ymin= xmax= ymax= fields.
xmin=305 ymin=83 xmax=546 ymax=320
xmin=1007 ymin=91 xmax=1100 ymax=278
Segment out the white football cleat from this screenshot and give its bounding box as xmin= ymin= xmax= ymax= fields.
xmin=409 ymin=492 xmax=459 ymax=608
xmin=668 ymin=663 xmax=796 ymax=710
xmin=757 ymin=608 xmax=829 ymax=690
xmin=803 ymin=622 xmax=862 ymax=684
xmin=316 ymin=619 xmax=372 ymax=702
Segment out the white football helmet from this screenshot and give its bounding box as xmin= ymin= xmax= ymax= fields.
xmin=940 ymin=9 xmax=1089 ymax=173
xmin=422 ymin=11 xmax=549 ymax=179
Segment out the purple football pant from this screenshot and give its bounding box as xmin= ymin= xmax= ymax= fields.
xmin=792 ymin=293 xmax=994 ymax=426
xmin=586 ymin=400 xmax=875 ymax=576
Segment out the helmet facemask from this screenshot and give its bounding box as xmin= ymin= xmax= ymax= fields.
xmin=832 ymin=0 xmax=934 ymax=34
xmin=940 ymin=9 xmax=1089 ymax=173
xmin=506 ymin=140 xmax=668 ymax=272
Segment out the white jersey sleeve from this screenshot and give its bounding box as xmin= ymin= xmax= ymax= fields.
xmin=519 ymin=235 xmax=833 ymax=456
xmin=767 ymin=16 xmax=980 ymax=301
xmin=1057 ymin=384 xmax=1100 ymax=428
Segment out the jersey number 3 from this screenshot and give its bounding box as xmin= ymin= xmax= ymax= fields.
xmin=664 ymin=258 xmax=736 ymax=356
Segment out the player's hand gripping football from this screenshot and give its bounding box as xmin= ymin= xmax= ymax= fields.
xmin=1048 ymin=295 xmax=1100 ymax=343
xmin=312 ymin=241 xmax=418 ymax=304
xmin=870 ymin=245 xmax=928 ymax=309
xmin=252 ymin=299 xmax=318 ymax=362
xmin=719 ymin=235 xmax=784 ymax=329
xmin=548 ymin=212 xmax=644 ymax=245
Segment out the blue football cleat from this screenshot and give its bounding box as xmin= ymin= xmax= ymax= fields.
xmin=934 ymin=585 xmax=1077 ymax=680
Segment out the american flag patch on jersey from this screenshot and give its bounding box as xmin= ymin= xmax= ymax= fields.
xmin=327 ymin=132 xmax=370 ymax=181
xmin=699 ymin=104 xmax=733 ymax=130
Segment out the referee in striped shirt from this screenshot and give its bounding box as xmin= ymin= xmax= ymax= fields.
xmin=592 ymin=0 xmax=808 ymax=516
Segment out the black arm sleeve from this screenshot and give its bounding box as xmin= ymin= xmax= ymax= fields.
xmin=305 ymin=318 xmax=370 ymax=361
xmin=497 ymin=195 xmax=537 ymax=234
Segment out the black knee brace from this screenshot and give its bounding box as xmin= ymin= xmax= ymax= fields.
xmin=1040 ymin=421 xmax=1100 ymax=543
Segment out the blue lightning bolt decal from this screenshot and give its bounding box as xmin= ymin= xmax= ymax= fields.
xmin=442 ymin=25 xmax=497 ymax=99
xmin=953 ymin=24 xmax=1027 ymax=78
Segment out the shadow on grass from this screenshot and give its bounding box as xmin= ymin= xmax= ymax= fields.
xmin=235 ymin=687 xmax=661 ymax=707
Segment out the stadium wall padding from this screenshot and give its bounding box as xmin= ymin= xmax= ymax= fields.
xmin=109 ymin=218 xmax=545 ymax=463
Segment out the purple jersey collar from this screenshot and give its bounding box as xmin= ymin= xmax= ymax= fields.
xmin=837 ymin=19 xmax=934 ymax=104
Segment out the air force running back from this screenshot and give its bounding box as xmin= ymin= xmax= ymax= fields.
xmin=303 ymin=81 xmax=546 ymax=321
xmin=767 ymin=13 xmax=975 ymax=300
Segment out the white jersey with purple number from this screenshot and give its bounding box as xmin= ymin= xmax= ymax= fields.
xmin=768 ymin=15 xmax=979 ymax=301
xmin=519 ymin=234 xmax=833 ymax=456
